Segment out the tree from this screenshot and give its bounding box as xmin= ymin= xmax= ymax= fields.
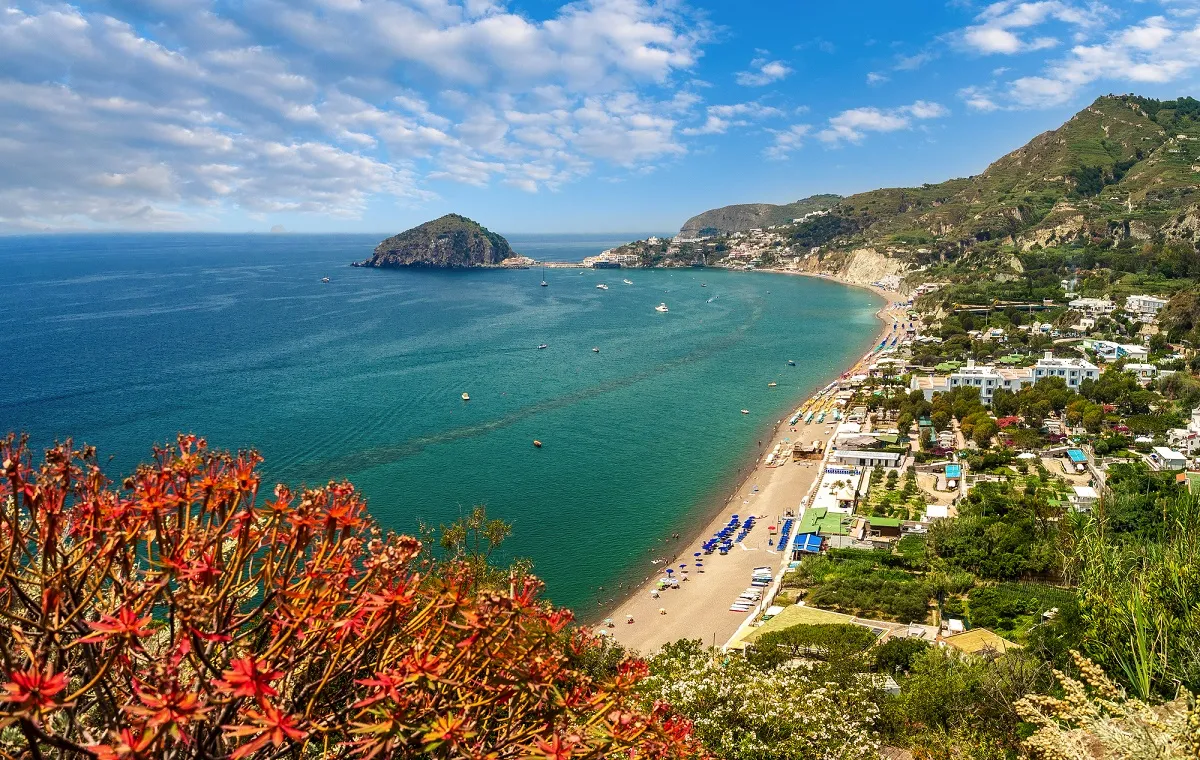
xmin=0 ymin=435 xmax=702 ymax=760
xmin=745 ymin=624 xmax=877 ymax=671
xmin=872 ymin=638 xmax=931 ymax=677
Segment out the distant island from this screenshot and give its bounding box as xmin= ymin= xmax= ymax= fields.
xmin=354 ymin=213 xmax=521 ymax=268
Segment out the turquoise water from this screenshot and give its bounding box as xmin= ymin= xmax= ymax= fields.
xmin=0 ymin=233 xmax=881 ymax=611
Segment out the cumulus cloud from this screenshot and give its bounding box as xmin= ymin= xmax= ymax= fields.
xmin=735 ymin=57 xmax=792 ymax=86
xmin=960 ymin=12 xmax=1200 ymax=109
xmin=960 ymin=1 xmax=1104 ymax=54
xmin=816 ymin=101 xmax=949 ymax=145
xmin=0 ymin=0 xmax=711 ymax=229
xmin=764 ymin=124 xmax=811 ymax=160
xmin=866 ymin=71 xmax=890 ymax=86
xmin=681 ymin=102 xmax=783 ymax=135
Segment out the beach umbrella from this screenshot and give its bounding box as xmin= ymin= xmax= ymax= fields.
xmin=694 ymin=552 xmax=701 ymax=557
xmin=603 ymin=618 xmax=614 ymax=627
xmin=665 ymin=568 xmax=673 ymax=575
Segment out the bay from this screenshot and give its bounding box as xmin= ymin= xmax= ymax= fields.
xmin=0 ymin=233 xmax=881 ymax=611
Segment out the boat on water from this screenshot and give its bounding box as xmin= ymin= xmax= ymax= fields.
xmin=533 ymin=440 xmax=542 ymax=448
xmin=592 ymin=347 xmax=600 ymax=353
xmin=623 ymin=278 xmax=633 ymax=285
xmin=706 ymin=297 xmax=716 ymax=303
xmin=740 ymin=409 xmax=750 ymax=415
xmin=787 ymin=360 xmax=796 ymax=366
xmin=461 ymin=392 xmax=470 ymax=401
xmin=701 ymin=283 xmax=707 ymax=287
xmin=540 ymin=266 xmax=548 ymax=287
xmin=537 ymin=344 xmax=549 ymax=350
xmin=768 ymin=382 xmax=777 ymax=387
xmin=321 ymin=277 xmax=330 ymax=283
xmin=655 ymin=303 xmax=669 ymax=312
xmin=596 ymin=283 xmax=608 ymax=290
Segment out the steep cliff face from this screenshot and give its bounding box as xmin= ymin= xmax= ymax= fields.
xmin=796 ymin=248 xmax=912 ymax=291
xmin=678 ymin=195 xmax=841 ymax=237
xmin=355 ymin=214 xmax=514 ymax=268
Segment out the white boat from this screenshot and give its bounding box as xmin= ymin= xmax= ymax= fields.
xmin=540 ymin=265 xmax=547 ymax=287
xmin=740 ymin=409 xmax=750 ymax=415
xmin=461 ymin=392 xmax=470 ymax=401
xmin=623 ymin=279 xmax=633 ymax=285
xmin=321 ymin=277 xmax=330 ymax=283
xmin=592 ymin=347 xmax=600 ymax=353
xmin=596 ymin=283 xmax=608 ymax=290
xmin=768 ymin=382 xmax=777 ymax=387
xmin=537 ymin=344 xmax=549 ymax=350
xmin=655 ymin=303 xmax=669 ymax=313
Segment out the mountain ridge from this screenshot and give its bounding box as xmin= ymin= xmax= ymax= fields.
xmin=677 ymin=194 xmax=842 ymax=237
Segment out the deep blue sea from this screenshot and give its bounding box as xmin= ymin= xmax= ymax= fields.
xmin=0 ymin=233 xmax=881 ymax=611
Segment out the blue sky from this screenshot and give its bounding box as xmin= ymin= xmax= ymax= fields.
xmin=2 ymin=0 xmax=1199 ymax=234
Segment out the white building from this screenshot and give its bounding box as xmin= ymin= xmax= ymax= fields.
xmin=1090 ymin=340 xmax=1149 ymax=362
xmin=1168 ymin=407 xmax=1200 ymax=456
xmin=1125 ymin=363 xmax=1158 ymax=385
xmin=1150 ymin=446 xmax=1187 ymax=472
xmin=1069 ymin=486 xmax=1099 ymax=512
xmin=1033 ymin=351 xmax=1099 ymax=390
xmin=947 ymin=361 xmax=1034 ymax=404
xmin=1069 ymin=297 xmax=1116 ymax=317
xmin=1125 ymin=294 xmax=1169 ymax=323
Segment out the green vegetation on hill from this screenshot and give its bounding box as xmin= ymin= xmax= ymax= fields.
xmin=357 ymin=213 xmax=514 ymax=268
xmin=677 ymin=193 xmax=842 ymax=237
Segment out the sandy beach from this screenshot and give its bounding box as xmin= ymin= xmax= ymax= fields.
xmin=597 ymin=275 xmax=910 ymax=653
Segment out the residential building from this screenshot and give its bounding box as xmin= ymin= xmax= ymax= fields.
xmin=1069 ymin=486 xmax=1099 ymax=512
xmin=1068 ymin=297 xmax=1116 ymax=317
xmin=909 ymin=374 xmax=948 ymax=401
xmin=1125 ymin=294 xmax=1169 ymax=323
xmin=1169 ymin=407 xmax=1200 ymax=456
xmin=946 ymin=360 xmax=1034 ymax=404
xmin=1089 ymin=340 xmax=1149 ymax=362
xmin=1125 ymin=363 xmax=1157 ymax=385
xmin=830 ymin=450 xmax=903 ymax=468
xmin=1033 ymin=351 xmax=1099 ymax=390
xmin=1150 ymin=446 xmax=1187 ymax=472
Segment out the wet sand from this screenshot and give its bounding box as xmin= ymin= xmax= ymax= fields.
xmin=596 ymin=279 xmax=909 ymax=653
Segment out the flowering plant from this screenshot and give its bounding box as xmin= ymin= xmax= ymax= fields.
xmin=0 ymin=434 xmax=703 ymax=760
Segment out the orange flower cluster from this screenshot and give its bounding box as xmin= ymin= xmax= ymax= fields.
xmin=0 ymin=434 xmax=704 ymax=760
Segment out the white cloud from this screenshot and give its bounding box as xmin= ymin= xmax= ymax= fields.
xmin=960 ymin=1 xmax=1104 ymax=55
xmin=736 ymin=57 xmax=792 ymax=86
xmin=816 ymin=100 xmax=949 ymax=145
xmin=764 ymin=124 xmax=811 ymax=160
xmin=0 ymin=0 xmax=715 ymax=228
xmin=866 ymin=71 xmax=890 ymax=85
xmin=958 ymin=85 xmax=1001 ymax=111
xmin=681 ymin=102 xmax=783 ymax=135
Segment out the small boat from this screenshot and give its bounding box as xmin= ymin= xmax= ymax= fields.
xmin=537 ymin=344 xmax=549 ymax=350
xmin=592 ymin=347 xmax=600 ymax=353
xmin=655 ymin=303 xmax=669 ymax=313
xmin=540 ymin=265 xmax=548 ymax=287
xmin=623 ymin=279 xmax=633 ymax=285
xmin=461 ymin=393 xmax=470 ymax=401
xmin=707 ymin=297 xmax=716 ymax=303
xmin=787 ymin=360 xmax=796 ymax=366
xmin=321 ymin=277 xmax=330 ymax=283
xmin=596 ymin=283 xmax=608 ymax=290
xmin=701 ymin=283 xmax=707 ymax=287
xmin=768 ymin=382 xmax=777 ymax=387
xmin=740 ymin=409 xmax=750 ymax=415
xmin=533 ymin=440 xmax=543 ymax=448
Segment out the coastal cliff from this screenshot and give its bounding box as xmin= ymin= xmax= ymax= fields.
xmin=355 ymin=214 xmax=514 ymax=268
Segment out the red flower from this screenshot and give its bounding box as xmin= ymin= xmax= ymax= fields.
xmin=1 ymin=667 xmax=69 ymax=712
xmin=213 ymin=657 xmax=283 ymax=702
xmin=78 ymin=607 xmax=155 ymax=645
xmin=224 ymin=702 xmax=307 ymax=759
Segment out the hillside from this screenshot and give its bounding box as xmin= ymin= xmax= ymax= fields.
xmin=355 ymin=214 xmax=514 ymax=268
xmin=678 ymin=194 xmax=842 ymax=237
xmin=795 ymin=95 xmax=1200 ymax=254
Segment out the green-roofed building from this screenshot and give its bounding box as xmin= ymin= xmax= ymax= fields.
xmin=796 ymin=507 xmax=827 ymax=534
xmin=934 ymin=361 xmax=962 ymax=372
xmin=817 ymin=512 xmax=851 ymax=536
xmin=998 ymin=354 xmax=1027 ymax=365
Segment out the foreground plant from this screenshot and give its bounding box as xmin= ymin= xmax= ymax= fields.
xmin=0 ymin=434 xmax=703 ymax=759
xmin=1016 ymin=652 xmax=1200 ymax=760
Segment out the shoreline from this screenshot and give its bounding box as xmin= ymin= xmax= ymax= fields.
xmin=584 ymin=270 xmax=907 ymax=648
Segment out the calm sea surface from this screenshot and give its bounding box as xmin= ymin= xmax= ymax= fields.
xmin=0 ymin=233 xmax=881 ymax=611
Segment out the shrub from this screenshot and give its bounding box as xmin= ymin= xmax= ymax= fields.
xmin=0 ymin=435 xmax=702 ymax=760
